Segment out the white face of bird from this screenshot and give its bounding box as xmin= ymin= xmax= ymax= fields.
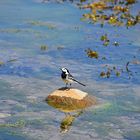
xmin=61 ymin=68 xmax=69 ymax=74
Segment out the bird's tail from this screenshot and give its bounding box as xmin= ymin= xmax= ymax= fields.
xmin=73 ymin=79 xmax=86 ymax=86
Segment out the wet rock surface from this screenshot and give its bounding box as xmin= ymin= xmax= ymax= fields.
xmin=46 ymin=87 xmax=97 ymax=112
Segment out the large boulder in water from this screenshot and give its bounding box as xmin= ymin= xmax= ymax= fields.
xmin=46 ymin=87 xmax=97 ymax=112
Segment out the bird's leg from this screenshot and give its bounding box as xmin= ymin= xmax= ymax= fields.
xmin=65 ymin=83 xmax=68 ymax=88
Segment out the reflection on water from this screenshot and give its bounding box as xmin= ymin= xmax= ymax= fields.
xmin=60 ymin=111 xmax=83 ymax=133
xmin=46 ymin=87 xmax=96 ymax=132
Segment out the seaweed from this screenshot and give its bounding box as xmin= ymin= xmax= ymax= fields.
xmin=100 ymin=34 xmax=110 ymax=46
xmin=0 ymin=120 xmax=26 ymax=128
xmin=100 ymin=65 xmax=122 ymax=78
xmin=0 ymin=61 xmax=4 ymax=66
xmin=85 ymin=48 xmax=99 ymax=59
xmin=40 ymin=45 xmax=48 ymax=51
xmin=28 ymin=21 xmax=56 ymax=29
xmin=81 ymin=0 xmax=139 ymax=28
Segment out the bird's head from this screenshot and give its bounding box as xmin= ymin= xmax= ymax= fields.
xmin=60 ymin=67 xmax=69 ymax=74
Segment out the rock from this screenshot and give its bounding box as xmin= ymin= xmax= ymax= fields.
xmin=46 ymin=87 xmax=97 ymax=112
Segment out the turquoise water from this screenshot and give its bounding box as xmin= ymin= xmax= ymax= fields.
xmin=0 ymin=0 xmax=140 ymax=140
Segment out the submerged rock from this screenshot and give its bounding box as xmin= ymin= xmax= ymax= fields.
xmin=46 ymin=87 xmax=97 ymax=112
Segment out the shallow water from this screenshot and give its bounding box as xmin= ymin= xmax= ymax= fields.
xmin=0 ymin=0 xmax=140 ymax=140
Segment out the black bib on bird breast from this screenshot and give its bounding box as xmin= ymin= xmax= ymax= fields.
xmin=61 ymin=72 xmax=66 ymax=79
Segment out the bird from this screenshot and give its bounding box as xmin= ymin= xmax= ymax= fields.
xmin=60 ymin=68 xmax=86 ymax=87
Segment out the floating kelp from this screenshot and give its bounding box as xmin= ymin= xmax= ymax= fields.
xmin=84 ymin=54 xmax=137 ymax=78
xmin=0 ymin=59 xmax=18 ymax=67
xmin=0 ymin=28 xmax=43 ymax=39
xmin=28 ymin=21 xmax=56 ymax=29
xmin=85 ymin=48 xmax=99 ymax=59
xmin=81 ymin=1 xmax=139 ymax=79
xmin=100 ymin=34 xmax=110 ymax=46
xmin=100 ymin=34 xmax=108 ymax=42
xmin=0 ymin=28 xmax=21 ymax=33
xmin=0 ymin=120 xmax=26 ymax=128
xmin=100 ymin=65 xmax=123 ymax=78
xmin=100 ymin=71 xmax=111 ymax=78
xmin=100 ymin=34 xmax=119 ymax=47
xmin=100 ymin=71 xmax=107 ymax=78
xmin=82 ymin=1 xmax=110 ymax=13
xmin=7 ymin=59 xmax=18 ymax=63
xmin=126 ymin=0 xmax=137 ymax=5
xmin=103 ymin=40 xmax=110 ymax=46
xmin=113 ymin=5 xmax=129 ymax=13
xmin=40 ymin=45 xmax=48 ymax=51
xmin=0 ymin=61 xmax=4 ymax=66
xmin=81 ymin=0 xmax=140 ymax=28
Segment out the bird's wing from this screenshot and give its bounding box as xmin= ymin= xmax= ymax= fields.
xmin=68 ymin=74 xmax=86 ymax=86
xmin=68 ymin=73 xmax=74 ymax=79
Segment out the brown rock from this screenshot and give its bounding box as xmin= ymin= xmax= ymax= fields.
xmin=46 ymin=87 xmax=97 ymax=112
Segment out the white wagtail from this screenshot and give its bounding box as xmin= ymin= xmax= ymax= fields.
xmin=60 ymin=68 xmax=86 ymax=87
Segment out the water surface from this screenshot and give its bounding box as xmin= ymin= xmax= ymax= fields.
xmin=0 ymin=0 xmax=140 ymax=140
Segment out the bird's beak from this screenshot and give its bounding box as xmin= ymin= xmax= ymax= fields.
xmin=59 ymin=68 xmax=62 ymax=71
